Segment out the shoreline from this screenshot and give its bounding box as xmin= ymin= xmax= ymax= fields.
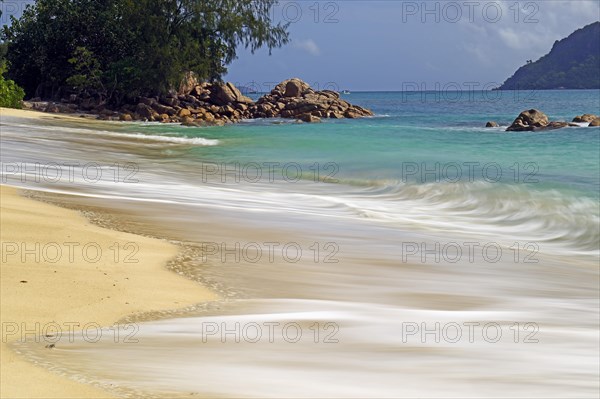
xmin=1 ymin=106 xmax=97 ymax=120
xmin=2 ymin=94 xmax=599 ymax=397
xmin=0 ymin=185 xmax=218 ymax=398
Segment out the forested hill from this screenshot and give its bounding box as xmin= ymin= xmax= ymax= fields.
xmin=498 ymin=22 xmax=600 ymax=90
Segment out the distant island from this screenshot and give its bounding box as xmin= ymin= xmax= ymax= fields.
xmin=498 ymin=21 xmax=600 ymax=90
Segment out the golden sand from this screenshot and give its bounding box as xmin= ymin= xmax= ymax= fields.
xmin=0 ymin=185 xmax=217 ymax=398
xmin=1 ymin=106 xmax=96 ymax=121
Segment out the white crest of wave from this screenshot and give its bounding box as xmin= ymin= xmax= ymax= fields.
xmin=3 ymin=122 xmax=219 ymax=146
xmin=104 ymin=131 xmax=220 ymax=145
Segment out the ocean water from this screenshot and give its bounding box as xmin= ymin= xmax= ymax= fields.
xmin=2 ymin=90 xmax=599 ymax=397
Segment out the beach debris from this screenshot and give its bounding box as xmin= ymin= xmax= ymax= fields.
xmin=45 ymin=344 xmax=55 ymax=349
xmin=19 ymin=280 xmax=27 ymax=283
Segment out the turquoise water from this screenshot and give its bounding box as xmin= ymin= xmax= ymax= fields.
xmin=104 ymin=90 xmax=600 ymax=254
xmin=133 ymin=90 xmax=600 ymax=195
xmin=3 ymin=90 xmax=598 ymax=253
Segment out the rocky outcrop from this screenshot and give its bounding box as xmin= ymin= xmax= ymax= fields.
xmin=44 ymin=102 xmax=76 ymax=113
xmin=282 ymin=78 xmax=309 ymax=97
xmin=506 ymin=109 xmax=549 ymax=131
xmin=298 ymin=113 xmax=321 ymax=123
xmin=590 ymin=118 xmax=600 ymax=127
xmin=485 ymin=121 xmax=498 ymax=127
xmin=209 ymin=82 xmax=253 ymax=106
xmin=249 ymin=78 xmax=373 ymax=122
xmin=573 ymin=114 xmax=598 ymax=123
xmin=26 ymin=78 xmax=372 ymax=126
xmin=505 ymin=109 xmax=595 ymax=131
xmin=544 ymin=121 xmax=571 ymax=130
xmin=178 ymin=71 xmax=199 ymax=95
xmin=135 ymin=103 xmax=154 ymax=120
xmin=123 ymin=78 xmax=372 ymax=124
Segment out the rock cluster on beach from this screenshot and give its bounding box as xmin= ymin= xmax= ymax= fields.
xmin=249 ymin=78 xmax=373 ymax=122
xmin=26 ymin=78 xmax=372 ymax=125
xmin=485 ymin=110 xmax=599 ymax=131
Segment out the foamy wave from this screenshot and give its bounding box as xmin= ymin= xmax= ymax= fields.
xmin=2 ymin=122 xmax=219 ymax=146
xmin=16 ymin=298 xmax=600 ymax=398
xmin=342 ymin=180 xmax=600 ymax=255
xmin=573 ymin=121 xmax=598 ymax=128
xmin=100 ymin=131 xmax=219 ymax=146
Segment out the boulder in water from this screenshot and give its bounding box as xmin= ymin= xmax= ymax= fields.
xmin=506 ymin=109 xmax=549 ymax=131
xmin=572 ymin=114 xmax=598 ymax=123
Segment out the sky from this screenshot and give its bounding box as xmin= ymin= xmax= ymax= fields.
xmin=224 ymin=0 xmax=600 ymax=91
xmin=2 ymin=0 xmax=599 ymax=91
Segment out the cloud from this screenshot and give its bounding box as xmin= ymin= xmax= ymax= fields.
xmin=454 ymin=0 xmax=599 ymax=72
xmin=496 ymin=27 xmax=542 ymax=50
xmin=228 ymin=1 xmax=599 ymax=89
xmin=293 ymin=39 xmax=320 ymax=56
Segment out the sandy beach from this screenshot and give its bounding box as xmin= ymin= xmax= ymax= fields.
xmin=0 ymin=106 xmax=98 ymax=121
xmin=0 ymin=184 xmax=217 ymax=398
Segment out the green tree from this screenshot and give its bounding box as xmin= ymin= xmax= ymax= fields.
xmin=0 ymin=61 xmax=25 ymax=108
xmin=0 ymin=4 xmax=25 ymax=109
xmin=2 ymin=0 xmax=289 ymax=102
xmin=66 ymin=46 xmax=104 ymax=92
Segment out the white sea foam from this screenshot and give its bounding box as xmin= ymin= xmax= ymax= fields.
xmin=100 ymin=131 xmax=220 ymax=145
xmin=1 ymin=122 xmax=219 ymax=145
xmin=16 ymin=299 xmax=600 ymax=398
xmin=573 ymin=121 xmax=596 ymax=127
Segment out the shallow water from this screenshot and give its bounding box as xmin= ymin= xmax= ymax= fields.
xmin=2 ymin=90 xmax=599 ymax=397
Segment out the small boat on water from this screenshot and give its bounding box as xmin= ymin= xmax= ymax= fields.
xmin=342 ymin=90 xmax=351 ymax=94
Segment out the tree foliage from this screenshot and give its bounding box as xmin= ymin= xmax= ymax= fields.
xmin=0 ymin=5 xmax=25 ymax=109
xmin=1 ymin=0 xmax=289 ymax=101
xmin=66 ymin=46 xmax=105 ymax=92
xmin=0 ymin=61 xmax=25 ymax=108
